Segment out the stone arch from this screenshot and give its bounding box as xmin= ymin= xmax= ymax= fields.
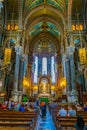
xmin=24 ymin=16 xmax=64 ymax=55
xmin=28 ymin=16 xmax=63 ymax=34
xmin=24 ymin=4 xmax=66 ymax=29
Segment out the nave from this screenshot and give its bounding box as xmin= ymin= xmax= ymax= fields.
xmin=0 ymin=0 xmax=87 ymax=130
xmin=35 ymin=108 xmax=56 ymax=130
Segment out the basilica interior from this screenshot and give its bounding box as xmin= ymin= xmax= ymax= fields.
xmin=0 ymin=0 xmax=87 ymax=130
xmin=0 ymin=0 xmax=87 ymax=103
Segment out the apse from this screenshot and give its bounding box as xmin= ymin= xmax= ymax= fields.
xmin=32 ymin=38 xmax=57 ymax=85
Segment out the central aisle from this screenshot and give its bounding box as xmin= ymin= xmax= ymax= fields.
xmin=35 ymin=108 xmax=56 ymax=130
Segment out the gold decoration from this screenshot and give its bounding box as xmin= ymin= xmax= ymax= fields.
xmin=51 ymin=85 xmax=55 ymax=90
xmin=33 ymin=85 xmax=38 ymax=90
xmin=72 ymin=24 xmax=83 ymax=31
xmin=4 ymin=48 xmax=12 ymax=65
xmin=7 ymin=24 xmax=18 ymax=31
xmin=23 ymin=77 xmax=29 ymax=88
xmin=72 ymin=25 xmax=75 ymax=31
xmin=59 ymin=77 xmax=66 ymax=89
xmin=79 ymin=48 xmax=86 ymax=64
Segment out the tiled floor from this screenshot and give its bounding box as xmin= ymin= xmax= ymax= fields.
xmin=35 ymin=108 xmax=56 ymax=130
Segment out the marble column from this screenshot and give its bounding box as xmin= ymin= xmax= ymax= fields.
xmin=65 ymin=57 xmax=72 ymax=102
xmin=28 ymin=64 xmax=32 ymax=97
xmin=69 ymin=53 xmax=78 ymax=102
xmin=18 ymin=55 xmax=24 ymax=102
xmin=84 ymin=69 xmax=87 ymax=92
xmin=12 ymin=46 xmax=22 ymax=101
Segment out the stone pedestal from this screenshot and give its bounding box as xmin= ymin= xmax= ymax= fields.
xmin=18 ymin=91 xmax=23 ymax=102
xmin=12 ymin=90 xmax=19 ymax=102
xmin=67 ymin=90 xmax=78 ymax=103
xmin=67 ymin=91 xmax=72 ymax=102
xmin=71 ymin=90 xmax=78 ymax=103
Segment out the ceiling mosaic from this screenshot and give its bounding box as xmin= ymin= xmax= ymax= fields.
xmin=25 ymin=0 xmax=68 ymax=13
xmin=30 ymin=22 xmax=60 ymax=37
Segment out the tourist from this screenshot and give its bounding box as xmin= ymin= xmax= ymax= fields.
xmin=83 ymin=103 xmax=87 ymax=111
xmin=76 ymin=104 xmax=83 ymax=111
xmin=14 ymin=102 xmax=21 ymax=111
xmin=43 ymin=102 xmax=46 ymax=117
xmin=19 ymin=103 xmax=25 ymax=112
xmin=57 ymin=106 xmax=67 ymax=116
xmin=74 ymin=115 xmax=86 ymax=130
xmin=40 ymin=101 xmax=46 ymax=118
xmin=36 ymin=98 xmax=40 ymax=107
xmin=68 ymin=106 xmax=76 ymax=116
xmin=1 ymin=102 xmax=7 ymax=110
xmin=7 ymin=98 xmax=13 ymax=110
xmin=27 ymin=103 xmax=35 ymax=112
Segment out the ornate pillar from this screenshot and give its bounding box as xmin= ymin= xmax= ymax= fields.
xmin=84 ymin=68 xmax=87 ymax=92
xmin=12 ymin=46 xmax=22 ymax=101
xmin=64 ymin=56 xmax=72 ymax=102
xmin=18 ymin=54 xmax=24 ymax=102
xmin=67 ymin=46 xmax=78 ymax=102
xmin=28 ymin=64 xmax=32 ymax=97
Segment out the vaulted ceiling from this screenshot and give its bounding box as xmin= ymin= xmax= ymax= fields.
xmin=4 ymin=0 xmax=86 ymax=53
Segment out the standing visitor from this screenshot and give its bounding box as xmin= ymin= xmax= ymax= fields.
xmin=74 ymin=115 xmax=87 ymax=130
xmin=36 ymin=98 xmax=40 ymax=107
xmin=40 ymin=101 xmax=45 ymax=118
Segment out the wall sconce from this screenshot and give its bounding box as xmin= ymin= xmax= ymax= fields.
xmin=72 ymin=24 xmax=83 ymax=31
xmin=7 ymin=24 xmax=18 ymax=31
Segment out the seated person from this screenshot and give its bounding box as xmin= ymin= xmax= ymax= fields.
xmin=76 ymin=104 xmax=83 ymax=111
xmin=19 ymin=103 xmax=25 ymax=112
xmin=1 ymin=102 xmax=7 ymax=110
xmin=68 ymin=106 xmax=76 ymax=116
xmin=83 ymin=104 xmax=87 ymax=111
xmin=57 ymin=106 xmax=67 ymax=116
xmin=74 ymin=115 xmax=86 ymax=130
xmin=14 ymin=102 xmax=20 ymax=111
xmin=26 ymin=103 xmax=34 ymax=112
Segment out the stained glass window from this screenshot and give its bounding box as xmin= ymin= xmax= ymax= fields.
xmin=34 ymin=56 xmax=38 ymax=83
xmin=51 ymin=56 xmax=55 ymax=83
xmin=42 ymin=57 xmax=47 ymax=75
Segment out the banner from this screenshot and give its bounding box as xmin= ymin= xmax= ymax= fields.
xmin=4 ymin=48 xmax=12 ymax=65
xmin=79 ymin=48 xmax=86 ymax=64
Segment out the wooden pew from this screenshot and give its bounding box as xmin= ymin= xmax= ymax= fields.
xmin=0 ymin=128 xmax=27 ymax=130
xmin=56 ymin=116 xmax=87 ymax=129
xmin=0 ymin=122 xmax=31 ymax=129
xmin=77 ymin=111 xmax=87 ymax=116
xmin=0 ymin=111 xmax=38 ymax=129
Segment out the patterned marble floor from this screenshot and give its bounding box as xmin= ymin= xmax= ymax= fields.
xmin=35 ymin=108 xmax=56 ymax=130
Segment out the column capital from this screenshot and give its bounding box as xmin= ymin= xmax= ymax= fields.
xmin=15 ymin=46 xmax=23 ymax=55
xmin=66 ymin=45 xmax=75 ymax=55
xmin=62 ymin=53 xmax=69 ymax=62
